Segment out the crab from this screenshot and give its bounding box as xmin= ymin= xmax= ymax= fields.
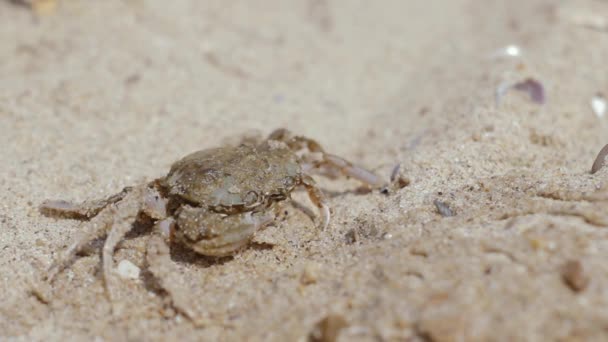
xmin=40 ymin=129 xmax=382 ymax=318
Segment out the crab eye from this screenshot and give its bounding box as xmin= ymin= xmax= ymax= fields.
xmin=244 ymin=191 xmax=259 ymax=206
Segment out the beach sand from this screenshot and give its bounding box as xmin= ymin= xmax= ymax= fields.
xmin=2 ymin=0 xmax=608 ymax=340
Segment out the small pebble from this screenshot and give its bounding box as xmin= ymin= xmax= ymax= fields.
xmin=116 ymin=259 xmax=140 ymax=280
xmin=591 ymin=94 xmax=607 ymax=118
xmin=489 ymin=44 xmax=522 ymax=59
xmin=433 ymin=199 xmax=455 ymax=217
xmin=561 ymin=260 xmax=589 ymax=292
xmin=502 ymin=44 xmax=522 ymax=57
xmin=301 ymin=262 xmax=321 ymax=285
xmin=344 ymin=229 xmax=358 ymax=244
xmin=308 ymin=314 xmax=347 ymax=342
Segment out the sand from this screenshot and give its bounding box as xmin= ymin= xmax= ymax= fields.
xmin=2 ymin=0 xmax=608 ymax=340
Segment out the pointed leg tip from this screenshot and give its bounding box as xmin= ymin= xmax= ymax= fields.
xmin=319 ymin=205 xmax=330 ymax=230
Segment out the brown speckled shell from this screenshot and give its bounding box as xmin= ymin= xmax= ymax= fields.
xmin=163 ymin=142 xmax=301 ymax=212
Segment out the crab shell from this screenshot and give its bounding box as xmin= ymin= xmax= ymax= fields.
xmin=161 ymin=141 xmax=302 ymax=214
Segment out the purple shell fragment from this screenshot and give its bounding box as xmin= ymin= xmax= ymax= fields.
xmin=513 ymin=78 xmax=545 ymax=104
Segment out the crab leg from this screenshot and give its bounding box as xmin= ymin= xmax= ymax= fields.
xmin=269 ymin=129 xmax=383 ymax=187
xmin=268 ymin=128 xmax=325 ymax=153
xmin=40 ymin=186 xmax=133 ymax=220
xmin=320 ymin=153 xmax=383 ymax=187
xmin=301 ymin=154 xmax=383 ymax=187
xmin=46 ymin=207 xmax=115 ymax=282
xmin=46 ymin=186 xmax=147 ymax=301
xmin=100 ymin=191 xmax=147 ymax=304
xmin=302 ymin=175 xmax=330 ymax=229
